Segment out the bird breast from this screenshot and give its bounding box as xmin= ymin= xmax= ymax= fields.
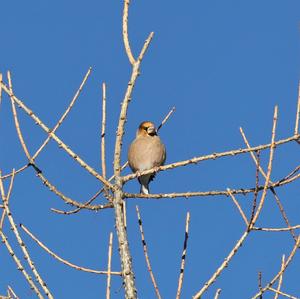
xmin=128 ymin=136 xmax=166 ymax=172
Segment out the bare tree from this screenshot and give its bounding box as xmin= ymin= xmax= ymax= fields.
xmin=0 ymin=1 xmax=300 ymax=299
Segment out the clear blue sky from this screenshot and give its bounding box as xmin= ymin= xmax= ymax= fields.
xmin=0 ymin=1 xmax=300 ymax=298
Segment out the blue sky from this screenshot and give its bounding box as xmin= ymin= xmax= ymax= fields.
xmin=0 ymin=1 xmax=300 ymax=298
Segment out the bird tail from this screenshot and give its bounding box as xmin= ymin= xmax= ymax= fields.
xmin=138 ymin=174 xmax=151 ymax=194
xmin=140 ymin=184 xmax=149 ymax=195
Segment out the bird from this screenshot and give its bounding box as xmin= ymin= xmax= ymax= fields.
xmin=128 ymin=121 xmax=166 ymax=194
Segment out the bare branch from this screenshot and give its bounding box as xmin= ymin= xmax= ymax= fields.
xmin=1 ymin=68 xmax=92 ymax=182
xmin=0 ymin=231 xmax=43 ymax=299
xmin=176 ymin=212 xmax=191 ymax=299
xmin=20 ymin=224 xmax=121 ymax=276
xmin=8 ymin=71 xmax=32 ymax=160
xmin=7 ymin=286 xmax=18 ymax=299
xmin=240 ymin=127 xmax=297 ymax=241
xmin=114 ymin=31 xmax=154 ymax=174
xmin=0 ymin=73 xmax=2 ymax=107
xmin=112 ymin=29 xmax=154 ymax=299
xmin=106 ymin=232 xmax=113 ymax=299
xmin=192 ymin=231 xmax=250 ymax=299
xmin=8 ymin=76 xmax=102 ymax=211
xmin=258 ymin=271 xmax=262 ymax=298
xmin=32 ymin=67 xmax=92 ymax=160
xmin=136 ymin=206 xmax=162 ymax=299
xmin=269 ymin=287 xmax=299 ymax=299
xmin=248 ymin=106 xmax=277 ymax=227
xmin=123 ymin=133 xmax=299 ymax=183
xmin=101 ymin=82 xmax=107 ymax=182
xmin=274 ymin=255 xmax=285 ymax=299
xmin=0 ymin=172 xmax=54 ymax=299
xmin=251 ymin=236 xmax=300 ymax=299
xmin=101 ymin=82 xmax=110 ymax=200
xmin=294 ymin=81 xmax=300 ymax=135
xmin=51 ymin=161 xmax=129 ymax=215
xmin=1 ymin=81 xmax=114 ymax=190
xmin=157 ymin=106 xmax=176 ymax=132
xmin=124 ymin=168 xmax=300 ymax=199
xmin=0 ymin=165 xmax=29 ymax=181
xmin=249 ymin=150 xmax=260 ymax=224
xmin=50 ymin=164 xmax=129 ymax=215
xmin=31 ymin=162 xmax=113 ymax=211
xmin=123 ymin=0 xmax=135 ymax=65
xmin=227 ymin=188 xmax=249 ymax=226
xmin=214 ymin=289 xmax=222 ymax=299
xmin=192 ymin=107 xmax=278 ymax=298
xmin=271 ymin=188 xmax=297 ymax=241
xmin=0 ymin=169 xmax=15 ymax=230
xmin=253 ymin=225 xmax=300 ymax=232
xmin=51 ymin=187 xmax=110 ymax=215
xmin=8 ymin=89 xmax=115 ymax=208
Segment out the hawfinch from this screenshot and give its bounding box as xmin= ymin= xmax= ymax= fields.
xmin=128 ymin=121 xmax=166 ymax=194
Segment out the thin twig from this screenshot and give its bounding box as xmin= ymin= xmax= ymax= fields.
xmin=136 ymin=206 xmax=161 ymax=299
xmin=8 ymin=71 xmax=32 ymax=160
xmin=6 ymin=72 xmax=115 ymax=212
xmin=101 ymin=82 xmax=108 ymax=197
xmin=157 ymin=106 xmax=176 ymax=132
xmin=7 ymin=77 xmax=106 ymax=209
xmin=0 ymin=172 xmax=54 ymax=299
xmin=0 ymin=73 xmax=3 ymax=106
xmin=51 ymin=187 xmax=108 ymax=215
xmin=20 ymin=224 xmax=121 ymax=276
xmin=0 ymin=231 xmax=43 ymax=299
xmin=32 ymin=67 xmax=92 ymax=160
xmin=124 ymin=168 xmax=300 ymax=199
xmin=1 ymin=69 xmax=92 ymax=182
xmin=7 ymin=286 xmax=18 ymax=299
xmin=106 ymin=232 xmax=113 ymax=299
xmin=1 ymin=81 xmax=114 ymax=190
xmin=123 ymin=133 xmax=299 ymax=183
xmin=249 ymin=150 xmax=260 ymax=224
xmin=123 ymin=200 xmax=127 ymax=230
xmin=7 ymin=84 xmax=113 ymax=211
xmin=294 ymin=81 xmax=300 ymax=135
xmin=274 ymin=255 xmax=285 ymax=299
xmin=36 ymin=170 xmax=113 ymax=210
xmin=269 ymin=287 xmax=299 ymax=299
xmin=0 ymin=165 xmax=29 ymax=181
xmin=248 ymin=106 xmax=277 ymax=227
xmin=0 ymin=169 xmax=15 ymax=230
xmin=279 ymin=165 xmax=300 ymax=182
xmin=227 ymin=188 xmax=248 ymax=226
xmin=270 ymin=188 xmax=297 ymax=241
xmin=253 ymin=225 xmax=300 ymax=232
xmin=240 ymin=127 xmax=297 ymax=241
xmin=192 ymin=107 xmax=278 ymax=299
xmin=193 ymin=231 xmax=250 ymax=299
xmin=176 ymin=212 xmax=191 ymax=299
xmin=122 ymin=0 xmax=135 ymax=65
xmin=251 ymin=236 xmax=300 ymax=299
xmin=214 ymin=289 xmax=222 ymax=299
xmin=258 ymin=271 xmax=262 ymax=298
xmin=51 ymin=162 xmax=129 ymax=215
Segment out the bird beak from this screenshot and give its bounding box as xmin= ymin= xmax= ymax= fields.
xmin=147 ymin=126 xmax=156 ymax=136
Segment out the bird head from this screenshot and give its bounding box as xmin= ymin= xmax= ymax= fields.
xmin=137 ymin=121 xmax=157 ymax=137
